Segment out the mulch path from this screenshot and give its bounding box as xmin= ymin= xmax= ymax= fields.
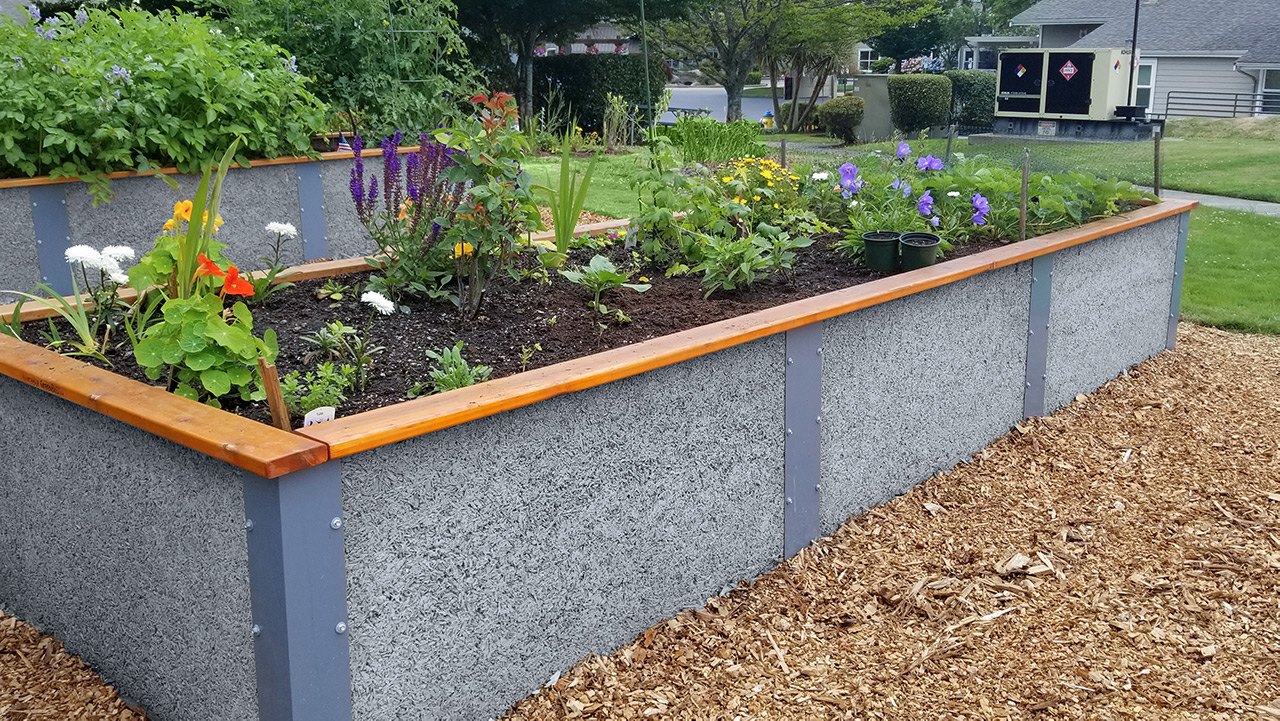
xmin=0 ymin=614 xmax=146 ymax=720
xmin=3 ymin=325 xmax=1278 ymax=720
xmin=505 ymin=324 xmax=1280 ymax=720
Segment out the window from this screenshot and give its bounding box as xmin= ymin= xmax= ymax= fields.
xmin=1135 ymin=60 xmax=1157 ymax=110
xmin=1263 ymin=69 xmax=1280 ymax=114
xmin=859 ymin=49 xmax=880 ymax=73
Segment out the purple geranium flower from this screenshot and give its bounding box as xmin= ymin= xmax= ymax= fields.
xmin=896 ymin=141 xmax=910 ymax=157
xmin=838 ymin=162 xmax=864 ymax=199
xmin=917 ymin=190 xmax=934 ymax=216
xmin=972 ymin=192 xmax=990 ymax=226
xmin=890 ymin=178 xmax=912 ymax=197
xmin=916 ymin=154 xmax=943 ymax=171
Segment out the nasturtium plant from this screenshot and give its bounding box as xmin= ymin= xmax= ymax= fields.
xmin=134 ymin=295 xmax=278 ymax=407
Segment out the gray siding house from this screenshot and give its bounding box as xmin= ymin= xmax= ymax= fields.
xmin=1013 ymin=0 xmax=1280 ymax=116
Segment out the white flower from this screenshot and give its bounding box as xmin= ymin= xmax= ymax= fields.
xmin=266 ymin=221 xmax=298 ymax=239
xmin=65 ymin=245 xmax=101 ymax=266
xmin=811 ymin=172 xmax=829 ymax=182
xmin=100 ymin=245 xmax=135 ymax=262
xmin=849 ymin=200 xmax=859 ymax=208
xmin=361 ymin=290 xmax=395 ymax=315
xmin=947 ymin=191 xmax=961 ymax=197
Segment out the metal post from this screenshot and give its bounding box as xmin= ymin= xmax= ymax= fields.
xmin=30 ymin=185 xmax=73 ymax=295
xmin=640 ymin=0 xmax=653 ymax=131
xmin=1019 ymin=148 xmax=1030 ymax=242
xmin=1165 ymin=211 xmax=1191 ymax=350
xmin=944 ymin=124 xmax=955 ymax=164
xmin=1024 ymin=254 xmax=1054 ymax=419
xmin=783 ymin=323 xmax=822 ymax=558
xmin=243 ymin=462 xmax=353 ymax=721
xmin=1153 ymin=130 xmax=1162 ymax=197
xmin=295 ymin=164 xmax=329 ymax=261
xmin=1126 ymin=0 xmax=1141 ymax=105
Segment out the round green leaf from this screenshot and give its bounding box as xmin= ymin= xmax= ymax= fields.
xmin=200 ymin=369 xmax=231 ymax=397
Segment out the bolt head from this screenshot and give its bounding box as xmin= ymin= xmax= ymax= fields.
xmin=335 ymin=622 xmax=348 ymax=634
xmin=245 ymin=519 xmax=254 ymax=531
xmin=252 ymin=624 xmax=261 ymax=637
xmin=330 ymin=517 xmax=343 ymax=530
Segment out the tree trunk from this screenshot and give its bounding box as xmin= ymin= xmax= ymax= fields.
xmin=726 ymin=83 xmax=744 ymax=122
xmin=787 ymin=65 xmax=805 ymax=131
xmin=797 ymin=61 xmax=831 ymax=129
xmin=768 ymin=58 xmax=781 ymax=121
xmin=517 ymin=29 xmax=538 ymax=127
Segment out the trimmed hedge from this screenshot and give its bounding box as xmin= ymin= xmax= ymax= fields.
xmin=533 ymin=54 xmax=666 ymax=131
xmin=747 ymin=70 xmax=762 ymax=85
xmin=944 ymin=70 xmax=997 ymax=128
xmin=0 ymin=7 xmax=326 ymax=186
xmin=814 ymin=95 xmax=866 ymax=144
xmin=887 ymin=74 xmax=952 ymax=133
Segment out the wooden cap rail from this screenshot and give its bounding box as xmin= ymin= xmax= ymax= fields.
xmin=0 ymin=334 xmax=327 ymax=477
xmin=0 ymin=200 xmax=1195 ymax=475
xmin=0 ymin=144 xmax=423 ymax=190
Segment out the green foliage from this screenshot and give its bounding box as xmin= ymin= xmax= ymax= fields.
xmin=280 ymin=362 xmax=356 ymax=416
xmin=205 ymin=0 xmax=478 ymax=135
xmin=0 ymin=9 xmax=324 ymax=191
xmin=408 ymin=342 xmax=492 ymax=397
xmin=869 ymin=57 xmax=895 ymax=74
xmin=814 ymin=96 xmax=866 ymax=144
xmin=558 ymin=254 xmax=650 ymax=317
xmin=533 ymin=134 xmax=597 ymax=268
xmin=747 ymin=70 xmax=762 ymax=84
xmin=2 ymin=279 xmax=109 ymax=365
xmin=133 ymin=295 xmax=278 ymax=407
xmin=532 ymin=54 xmax=667 ymax=130
xmin=661 ymin=118 xmax=767 ymax=164
xmin=944 ymin=70 xmax=997 ymax=128
xmin=887 ymin=74 xmax=952 ymax=133
xmin=692 ymin=234 xmax=770 ymax=297
xmin=299 ymin=319 xmax=383 ymax=392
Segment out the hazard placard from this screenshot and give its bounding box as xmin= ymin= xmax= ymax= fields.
xmin=1059 ymin=61 xmax=1078 ymax=80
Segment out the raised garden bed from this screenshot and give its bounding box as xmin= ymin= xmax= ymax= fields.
xmin=0 ymin=198 xmax=1195 ymax=721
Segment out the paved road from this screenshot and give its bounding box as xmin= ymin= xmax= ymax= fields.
xmin=663 ymin=85 xmax=829 ymax=124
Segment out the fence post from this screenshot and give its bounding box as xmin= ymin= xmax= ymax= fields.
xmin=780 ymin=138 xmax=788 ymax=168
xmin=1019 ymin=148 xmax=1030 ymax=242
xmin=783 ymin=322 xmax=822 ymax=558
xmin=944 ymin=124 xmax=955 ymax=164
xmin=1153 ymin=130 xmax=1163 ymax=197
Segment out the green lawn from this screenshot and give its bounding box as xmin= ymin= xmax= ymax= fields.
xmin=1182 ymin=206 xmax=1280 ymax=335
xmin=521 ymin=152 xmax=643 ymax=219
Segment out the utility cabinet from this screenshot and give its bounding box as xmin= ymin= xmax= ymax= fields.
xmin=996 ymin=48 xmax=1137 ymax=121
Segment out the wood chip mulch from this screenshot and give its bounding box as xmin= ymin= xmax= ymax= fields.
xmin=506 ymin=324 xmax=1280 ymax=721
xmin=0 ymin=613 xmax=146 ymax=720
xmin=538 ymin=208 xmax=616 ymax=230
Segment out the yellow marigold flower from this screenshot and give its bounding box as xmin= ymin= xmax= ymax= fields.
xmin=767 ymin=181 xmax=774 ymax=187
xmin=753 ymin=195 xmax=761 ymax=201
xmin=790 ymin=175 xmax=800 ymax=180
xmin=721 ymin=176 xmax=734 ymax=183
xmin=760 ymin=169 xmax=773 ymax=180
xmin=774 ymin=203 xmax=780 ymax=209
xmin=453 ymin=242 xmax=475 ymax=258
xmin=173 ymin=200 xmax=193 ymax=221
xmin=163 ymin=218 xmax=175 ymax=231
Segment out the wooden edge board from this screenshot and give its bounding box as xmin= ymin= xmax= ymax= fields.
xmin=1 ymin=217 xmax=639 ymax=323
xmin=0 ymin=334 xmax=328 ymax=478
xmin=0 ymin=145 xmax=424 ymax=190
xmin=298 ymin=200 xmax=1197 ymax=458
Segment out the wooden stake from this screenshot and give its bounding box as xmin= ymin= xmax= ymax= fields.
xmin=1153 ymin=130 xmax=1163 ymax=197
xmin=258 ymin=357 xmax=291 ymax=431
xmin=1020 ymin=148 xmax=1030 ymax=242
xmin=780 ymin=138 xmax=787 ymax=168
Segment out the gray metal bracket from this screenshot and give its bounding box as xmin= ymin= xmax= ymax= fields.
xmin=243 ymin=462 xmax=352 ymax=721
xmin=783 ymin=323 xmax=822 ymax=558
xmin=1023 ymin=253 xmax=1054 ymax=419
xmin=1165 ymin=211 xmax=1191 ymax=350
xmin=30 ymin=185 xmax=73 ymax=295
xmin=295 ymin=164 xmax=329 ymax=261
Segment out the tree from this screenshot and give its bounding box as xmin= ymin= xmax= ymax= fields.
xmin=457 ymin=0 xmax=695 ymax=123
xmin=986 ymin=0 xmax=1038 ymax=33
xmin=764 ymin=0 xmax=935 ymax=131
xmin=652 ymin=0 xmax=788 ymax=122
xmin=867 ymin=7 xmax=948 ymax=73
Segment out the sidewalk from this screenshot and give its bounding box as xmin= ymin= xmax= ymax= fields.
xmin=1147 ymin=188 xmax=1280 ymax=217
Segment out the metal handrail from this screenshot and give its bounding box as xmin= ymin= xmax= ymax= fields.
xmin=1159 ymin=90 xmax=1279 ymax=118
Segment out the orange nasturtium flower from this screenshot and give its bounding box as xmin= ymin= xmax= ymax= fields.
xmin=221 ymin=265 xmax=255 ymax=297
xmin=173 ymin=200 xmax=193 ymax=221
xmin=163 ymin=218 xmax=175 ymax=231
xmin=196 ymin=253 xmax=225 ymax=278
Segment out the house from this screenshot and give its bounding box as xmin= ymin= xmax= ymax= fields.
xmin=1013 ymin=0 xmax=1280 ymax=116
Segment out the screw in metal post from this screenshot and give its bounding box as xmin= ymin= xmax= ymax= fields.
xmin=330 ymin=517 xmax=343 ymax=530
xmin=335 ymin=622 xmax=347 ymax=634
xmin=252 ymin=624 xmax=261 ymax=637
xmin=245 ymin=519 xmax=254 ymax=531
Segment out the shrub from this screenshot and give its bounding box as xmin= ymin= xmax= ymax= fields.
xmin=0 ymin=7 xmax=326 ymax=192
xmin=532 ymin=54 xmax=666 ymax=130
xmin=944 ymin=70 xmax=997 ymax=128
xmin=814 ymin=95 xmax=866 ymax=144
xmin=747 ymin=70 xmax=762 ymax=85
xmin=887 ymin=74 xmax=952 ymax=133
xmin=870 ymin=57 xmax=895 ymax=74
xmin=663 ymin=118 xmax=766 ymax=163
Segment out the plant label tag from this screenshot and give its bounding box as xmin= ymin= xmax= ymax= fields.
xmin=304 ymin=407 xmax=336 ymax=427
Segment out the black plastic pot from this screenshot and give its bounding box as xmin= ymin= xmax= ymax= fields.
xmin=899 ymin=232 xmax=942 ymax=271
xmin=862 ymin=231 xmax=901 ymax=273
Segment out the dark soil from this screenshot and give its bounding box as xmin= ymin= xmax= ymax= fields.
xmin=24 ymin=237 xmax=1004 ymax=424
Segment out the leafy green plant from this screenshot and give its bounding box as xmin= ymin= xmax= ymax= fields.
xmin=1 ymin=279 xmax=110 ymax=364
xmin=280 ymin=361 xmax=356 ymax=416
xmin=887 ymin=74 xmax=952 ymax=133
xmin=407 ymin=342 xmax=492 ymax=397
xmin=533 ymin=133 xmax=597 ymax=268
xmin=693 ymin=235 xmax=771 ymax=297
xmin=519 ymin=343 xmax=542 ymax=372
xmin=133 ymin=295 xmax=278 ymax=407
xmin=558 ymin=254 xmax=650 ymax=319
xmin=0 ymin=9 xmax=324 ymax=199
xmin=752 ymin=224 xmax=814 ymax=281
xmin=814 ymin=95 xmax=866 ymax=144
xmin=661 ymin=118 xmax=767 ymax=164
xmin=943 ymin=70 xmax=997 ymax=128
xmin=315 ymin=280 xmax=352 ymax=306
xmin=0 ymin=298 xmax=23 ymax=339
xmin=301 ymin=321 xmax=358 ymax=364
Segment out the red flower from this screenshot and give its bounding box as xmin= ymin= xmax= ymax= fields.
xmin=196 ymin=253 xmax=225 ymax=278
xmin=221 ymin=265 xmax=255 ymax=297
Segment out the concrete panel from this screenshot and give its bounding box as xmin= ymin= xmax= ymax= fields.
xmin=0 ymin=377 xmax=258 ymax=721
xmin=819 ymin=263 xmax=1032 ymax=533
xmin=63 ymin=165 xmax=305 ymax=274
xmin=319 ymin=157 xmax=378 ymax=262
xmin=0 ymin=186 xmax=41 ymax=303
xmin=339 ymin=336 xmax=786 ymax=720
xmin=1044 ymin=216 xmax=1178 ymax=412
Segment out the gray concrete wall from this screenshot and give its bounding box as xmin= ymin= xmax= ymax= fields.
xmin=319 ymin=157 xmax=377 ymax=262
xmin=846 ymin=74 xmax=894 ymax=141
xmin=0 ymin=376 xmax=258 ymax=721
xmin=1044 ymin=215 xmax=1178 ymax=412
xmin=818 ymin=262 xmax=1032 ymax=533
xmin=338 ymin=335 xmax=787 ymax=720
xmin=0 ymin=186 xmax=40 ymax=303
